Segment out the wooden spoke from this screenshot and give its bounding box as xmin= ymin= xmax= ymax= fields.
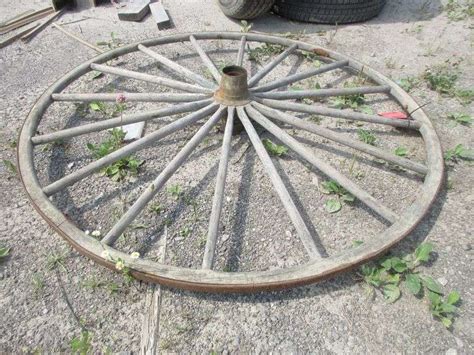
xmin=42 ymin=104 xmax=219 ymax=196
xmin=237 ymin=107 xmax=321 ymax=258
xmin=52 ymin=92 xmax=210 ymax=103
xmin=245 ymin=105 xmax=398 ymax=223
xmin=256 ymin=98 xmax=421 ymax=129
xmin=189 ymin=35 xmax=222 ymax=83
xmin=251 ymin=60 xmax=349 ymax=93
xmin=138 ymin=44 xmax=217 ymax=89
xmin=102 ymin=106 xmax=227 ymax=246
xmin=248 ymin=43 xmax=298 ymax=87
xmin=32 ymin=99 xmax=213 ymax=145
xmin=236 ymin=36 xmax=246 ymax=66
xmin=202 ymin=108 xmax=235 ymax=269
xmin=254 ymin=85 xmax=391 ymax=100
xmin=90 ymin=63 xmax=213 ymax=94
xmin=252 ymin=102 xmax=428 ymax=175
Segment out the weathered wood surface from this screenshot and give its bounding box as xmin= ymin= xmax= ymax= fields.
xmin=140 ymin=227 xmax=167 ymax=355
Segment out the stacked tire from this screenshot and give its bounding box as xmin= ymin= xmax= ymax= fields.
xmin=218 ymin=0 xmax=387 ymax=24
xmin=273 ymin=0 xmax=387 ymax=24
xmin=218 ymin=0 xmax=276 ymax=19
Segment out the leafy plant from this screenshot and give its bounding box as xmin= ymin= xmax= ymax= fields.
xmin=167 ymin=184 xmax=183 ymax=200
xmin=149 ymin=203 xmax=164 ymax=214
xmin=444 ymin=144 xmax=474 ymax=162
xmin=325 ymin=199 xmax=342 ymax=213
xmin=262 ymin=139 xmax=288 ymax=157
xmin=301 ymin=51 xmax=322 ymax=67
xmin=444 ymin=0 xmax=473 ymax=21
xmin=2 ymin=159 xmax=17 ymax=175
xmin=455 ymin=88 xmax=474 ymax=104
xmin=96 ymin=32 xmax=122 ymax=50
xmin=429 ymin=290 xmax=461 ymax=328
xmin=0 ymin=246 xmax=10 ymax=259
xmin=397 ymin=77 xmax=419 ymax=92
xmin=32 ymin=273 xmax=45 ymax=296
xmin=240 ymin=20 xmax=252 ymax=33
xmin=424 ymin=62 xmax=459 ymax=95
xmin=394 ymin=146 xmax=408 ymax=157
xmin=248 ymin=43 xmax=285 ymax=64
xmin=447 ymin=113 xmax=472 ymax=126
xmin=330 ymin=85 xmax=365 ymax=109
xmin=357 ymin=129 xmax=377 ymax=146
xmin=47 ymin=250 xmax=68 ymax=272
xmin=89 ymin=101 xmax=127 ymax=118
xmin=321 ymin=180 xmax=354 ymax=213
xmin=70 ymin=331 xmax=92 ymax=354
xmin=359 ymin=243 xmax=462 ymax=328
xmin=87 ymin=128 xmax=142 ymax=181
xmin=179 ymin=226 xmax=191 ymax=238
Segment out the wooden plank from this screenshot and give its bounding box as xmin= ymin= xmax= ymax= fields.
xmin=0 ymin=23 xmax=39 ymax=49
xmin=52 ymin=22 xmax=104 ymax=53
xmin=149 ymin=1 xmax=170 ymax=29
xmin=0 ymin=9 xmax=53 ymax=35
xmin=118 ymin=0 xmax=151 ymax=22
xmin=21 ymin=10 xmax=64 ymax=42
xmin=140 ymin=228 xmax=167 ymax=354
xmin=0 ymin=6 xmax=51 ymax=29
xmin=0 ymin=10 xmax=34 ymax=27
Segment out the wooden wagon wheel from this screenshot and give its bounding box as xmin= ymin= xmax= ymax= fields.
xmin=18 ymin=32 xmax=443 ymax=293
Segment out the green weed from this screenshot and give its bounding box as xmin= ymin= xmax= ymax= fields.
xmin=167 ymin=184 xmax=183 ymax=200
xmin=87 ymin=128 xmax=142 ymax=181
xmin=397 ymin=77 xmax=419 ymax=92
xmin=248 ymin=43 xmax=285 ymax=64
xmin=47 ymin=250 xmax=68 ymax=272
xmin=444 ymin=144 xmax=474 ymax=162
xmin=394 ymin=147 xmax=408 ymax=157
xmin=0 ymin=245 xmax=10 ymax=259
xmin=357 ymin=129 xmax=377 ymax=146
xmin=447 ymin=113 xmax=472 ymax=126
xmin=424 ymin=62 xmax=459 ymax=95
xmin=358 ymin=243 xmax=461 ymax=328
xmin=444 ymin=0 xmax=474 ymax=21
xmin=70 ymin=331 xmax=92 ymax=354
xmin=321 ymin=180 xmax=354 ymax=214
xmin=262 ymin=139 xmax=288 ymax=156
xmin=240 ymin=20 xmax=252 ymax=33
xmin=2 ymin=159 xmax=17 ymax=175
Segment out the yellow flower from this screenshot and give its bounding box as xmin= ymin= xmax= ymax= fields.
xmin=130 ymin=252 xmax=140 ymax=259
xmin=101 ymin=250 xmax=110 ymax=259
xmin=115 ymin=259 xmax=125 ymax=271
xmin=91 ymin=230 xmax=101 ymax=237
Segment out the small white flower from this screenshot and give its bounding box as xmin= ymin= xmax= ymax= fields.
xmin=130 ymin=252 xmax=140 ymax=259
xmin=85 ymin=230 xmax=90 ymax=235
xmin=115 ymin=259 xmax=125 ymax=271
xmin=101 ymin=250 xmax=110 ymax=259
xmin=91 ymin=230 xmax=101 ymax=237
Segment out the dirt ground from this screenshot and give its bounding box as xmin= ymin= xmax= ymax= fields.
xmin=0 ymin=0 xmax=473 ymax=353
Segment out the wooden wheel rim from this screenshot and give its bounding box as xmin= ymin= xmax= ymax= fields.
xmin=17 ymin=32 xmax=444 ymax=293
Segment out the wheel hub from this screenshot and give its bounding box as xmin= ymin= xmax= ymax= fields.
xmin=214 ymin=65 xmax=250 ymax=106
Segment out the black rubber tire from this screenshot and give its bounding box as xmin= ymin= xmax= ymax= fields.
xmin=273 ymin=0 xmax=387 ymax=24
xmin=218 ymin=0 xmax=276 ymax=19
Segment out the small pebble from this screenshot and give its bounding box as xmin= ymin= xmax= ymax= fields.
xmin=221 ymin=234 xmax=229 ymax=243
xmin=445 ymin=349 xmax=457 ymax=355
xmin=437 ymin=277 xmax=448 ymax=286
xmin=67 ymin=162 xmax=75 ymax=169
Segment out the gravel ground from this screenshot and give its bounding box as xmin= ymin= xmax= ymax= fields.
xmin=0 ymin=0 xmax=473 ymax=353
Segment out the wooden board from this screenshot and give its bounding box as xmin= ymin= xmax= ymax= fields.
xmin=118 ymin=0 xmax=151 ymax=22
xmin=149 ymin=2 xmax=170 ymax=29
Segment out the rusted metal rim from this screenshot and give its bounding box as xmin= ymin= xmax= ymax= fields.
xmin=17 ymin=32 xmax=444 ymax=293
